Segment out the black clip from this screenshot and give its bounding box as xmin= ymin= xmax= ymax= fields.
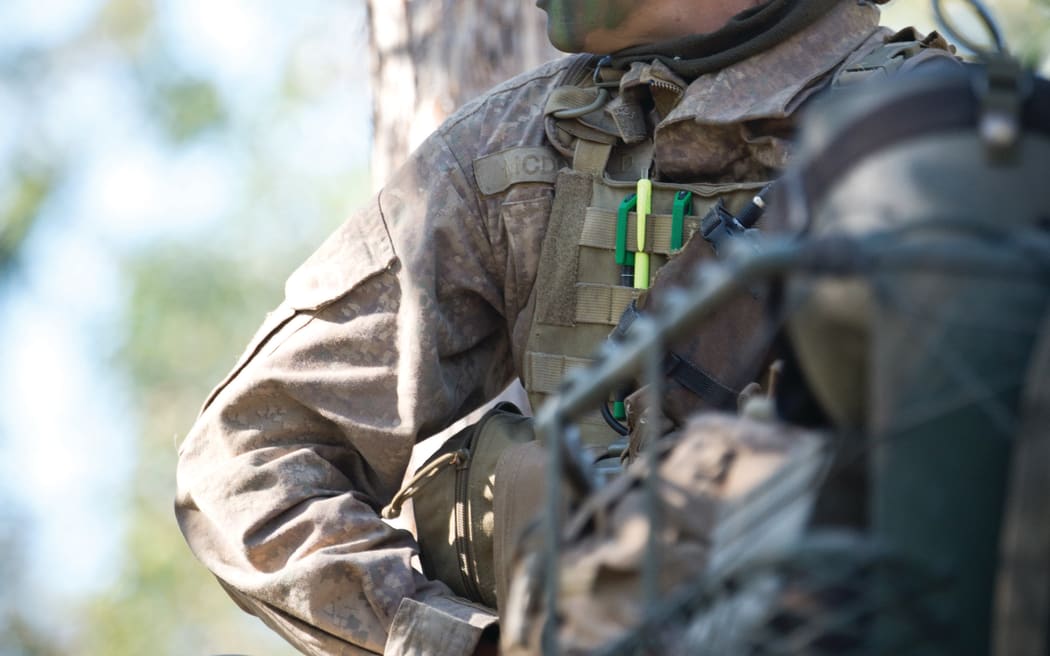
xmin=700 ymin=200 xmax=746 ymax=256
xmin=700 ymin=183 xmax=773 ymax=256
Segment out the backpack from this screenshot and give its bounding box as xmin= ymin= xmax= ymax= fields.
xmin=503 ymin=50 xmax=1050 ymax=655
xmin=777 ymin=54 xmax=1050 ymax=654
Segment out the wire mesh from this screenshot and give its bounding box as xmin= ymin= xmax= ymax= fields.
xmin=596 ymin=532 xmax=956 ymax=656
xmin=532 ymin=224 xmax=1050 ymax=655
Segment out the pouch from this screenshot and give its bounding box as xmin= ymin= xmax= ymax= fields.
xmin=383 ymin=402 xmax=535 ymax=608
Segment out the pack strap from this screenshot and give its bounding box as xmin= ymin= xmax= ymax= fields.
xmin=663 ymin=352 xmax=740 ymax=409
xmin=802 ymin=69 xmax=1050 ymax=213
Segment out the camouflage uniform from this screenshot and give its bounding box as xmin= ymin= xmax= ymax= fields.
xmin=175 ymin=2 xmax=947 ymax=654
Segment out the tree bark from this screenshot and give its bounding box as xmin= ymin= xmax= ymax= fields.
xmin=366 ymin=0 xmax=559 ymax=189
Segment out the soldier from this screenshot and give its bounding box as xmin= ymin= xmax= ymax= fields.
xmin=174 ymin=1 xmax=954 ymax=654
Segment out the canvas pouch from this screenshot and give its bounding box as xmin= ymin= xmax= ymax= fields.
xmin=384 ymin=402 xmax=536 ymax=608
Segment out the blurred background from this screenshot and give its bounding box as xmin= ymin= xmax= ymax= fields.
xmin=0 ymin=1 xmax=1044 ymax=654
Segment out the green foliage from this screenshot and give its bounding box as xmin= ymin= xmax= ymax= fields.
xmin=93 ymin=0 xmax=155 ymax=53
xmin=0 ymin=165 xmax=57 ymax=273
xmin=882 ymin=0 xmax=1050 ymax=72
xmin=150 ymin=77 xmax=228 ymax=143
xmin=0 ymin=0 xmax=366 ymax=654
xmin=0 ymin=513 xmax=64 ymax=655
xmin=1000 ymin=0 xmax=1050 ymax=71
xmin=121 ymin=245 xmax=278 ymax=393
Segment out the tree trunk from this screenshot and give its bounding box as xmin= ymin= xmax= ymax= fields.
xmin=366 ymin=0 xmax=560 ymax=189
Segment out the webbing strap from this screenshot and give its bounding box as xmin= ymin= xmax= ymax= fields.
xmin=533 ymin=170 xmax=593 ymax=327
xmin=526 ymin=352 xmax=595 ymax=395
xmin=572 ymin=140 xmax=613 ymax=176
xmin=574 ymin=283 xmax=641 ymax=326
xmin=802 ymin=72 xmax=1050 ymax=213
xmin=580 ymin=207 xmax=702 ymax=255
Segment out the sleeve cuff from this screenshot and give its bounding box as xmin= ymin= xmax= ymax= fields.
xmin=384 ymin=595 xmax=498 ymax=656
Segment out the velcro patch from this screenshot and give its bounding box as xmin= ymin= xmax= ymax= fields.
xmin=474 ymin=147 xmax=560 ymax=195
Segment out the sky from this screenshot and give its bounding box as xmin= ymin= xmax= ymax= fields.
xmin=0 ymin=0 xmax=371 ymax=603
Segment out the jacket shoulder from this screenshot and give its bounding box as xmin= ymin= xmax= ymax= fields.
xmin=444 ymin=55 xmax=587 ymax=130
xmin=437 ymin=55 xmax=587 ymax=157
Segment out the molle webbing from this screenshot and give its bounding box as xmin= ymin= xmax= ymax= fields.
xmin=523 ymin=167 xmax=768 ymax=446
xmin=519 ymin=10 xmax=951 ymax=447
xmin=526 ymin=353 xmax=596 ymax=396
xmin=579 ymin=206 xmax=704 ymax=256
xmin=575 ymin=284 xmax=639 ymax=327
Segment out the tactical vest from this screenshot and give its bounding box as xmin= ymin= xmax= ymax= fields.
xmin=518 ymin=31 xmax=947 ymax=454
xmin=523 ymin=150 xmax=770 ymax=450
xmin=399 ymin=25 xmax=956 ymax=611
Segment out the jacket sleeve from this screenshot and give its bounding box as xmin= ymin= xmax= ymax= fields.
xmin=175 ymin=130 xmax=514 ymax=655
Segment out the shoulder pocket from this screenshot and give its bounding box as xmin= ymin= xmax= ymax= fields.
xmin=200 ymin=202 xmax=397 ymax=413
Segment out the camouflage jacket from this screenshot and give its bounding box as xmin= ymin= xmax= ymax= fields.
xmin=175 ymin=3 xmax=949 ymax=654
